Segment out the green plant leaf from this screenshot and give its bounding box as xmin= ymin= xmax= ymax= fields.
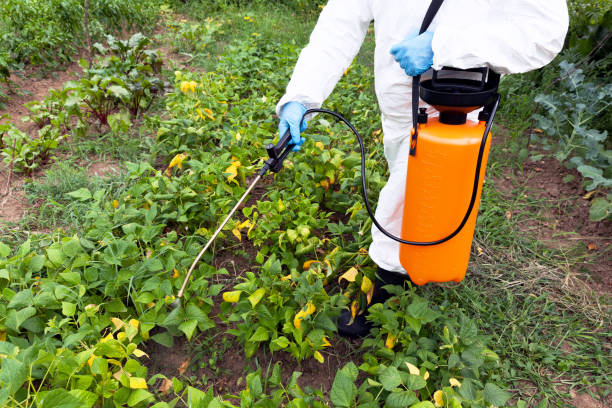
xmin=39 ymin=389 xmax=82 ymax=408
xmin=248 ymin=326 xmax=269 ymax=342
xmin=386 ymin=390 xmax=419 ymax=408
xmin=151 ymin=332 xmax=174 ymax=347
xmin=108 ymin=85 xmax=130 ymax=99
xmin=0 ymin=358 xmax=26 ymax=395
xmin=179 ymin=319 xmax=198 ymax=340
xmin=67 ymin=187 xmax=93 ymax=201
xmin=589 ymin=197 xmax=611 ymax=221
xmin=379 ymin=366 xmax=402 ymax=391
xmin=405 ymin=374 xmax=427 ymax=390
xmin=330 ymin=369 xmax=357 ymax=407
xmin=270 ymin=336 xmax=290 ymax=351
xmin=68 ymin=390 xmax=97 ymax=408
xmin=484 ymin=383 xmax=511 ymax=406
xmin=0 ymin=242 xmax=10 ymax=257
xmin=409 ymin=402 xmax=435 ymax=408
xmin=61 ymin=302 xmax=76 ymax=316
xmin=127 ymin=389 xmax=153 ymax=407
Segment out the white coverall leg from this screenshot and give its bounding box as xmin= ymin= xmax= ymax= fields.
xmin=277 ymin=0 xmax=569 ymax=274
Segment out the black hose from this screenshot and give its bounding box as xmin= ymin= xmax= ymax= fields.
xmin=303 ymin=95 xmax=499 ymax=246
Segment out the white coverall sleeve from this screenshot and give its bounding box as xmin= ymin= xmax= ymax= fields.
xmin=276 ymin=0 xmax=373 ymax=115
xmin=431 ymin=0 xmax=569 ymax=74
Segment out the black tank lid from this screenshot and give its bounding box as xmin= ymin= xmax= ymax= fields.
xmin=420 ymin=67 xmax=500 ymax=108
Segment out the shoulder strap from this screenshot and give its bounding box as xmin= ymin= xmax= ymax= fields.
xmin=411 ymin=0 xmax=445 ymax=156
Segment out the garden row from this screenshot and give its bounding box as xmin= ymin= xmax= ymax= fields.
xmin=0 ymin=0 xmax=162 ymax=106
xmin=0 ymin=36 xmax=515 ymax=407
xmin=1 ymin=33 xmax=163 ymax=175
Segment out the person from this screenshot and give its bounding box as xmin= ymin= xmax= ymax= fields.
xmin=277 ymin=0 xmax=569 ymax=337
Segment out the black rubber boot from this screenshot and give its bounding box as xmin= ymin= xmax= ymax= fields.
xmin=337 ymin=267 xmax=412 ymax=338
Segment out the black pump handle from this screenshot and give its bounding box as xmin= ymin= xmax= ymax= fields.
xmin=431 ymin=67 xmax=488 ymax=91
xmin=260 ymin=130 xmax=296 ymax=175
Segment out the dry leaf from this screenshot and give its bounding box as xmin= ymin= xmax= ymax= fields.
xmin=178 ymin=359 xmax=190 ymax=375
xmin=587 ymin=243 xmax=598 ymax=251
xmin=158 ymin=378 xmax=172 ymax=394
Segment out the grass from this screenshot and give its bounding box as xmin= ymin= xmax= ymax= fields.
xmin=19 ymin=159 xmax=129 ymax=233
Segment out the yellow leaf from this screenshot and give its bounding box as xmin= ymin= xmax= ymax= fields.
xmin=168 ymin=153 xmax=188 ymax=170
xmin=203 ymin=108 xmax=214 ymax=119
xmin=147 ymin=301 xmax=155 ymax=308
xmin=223 ymin=290 xmax=242 ymax=303
xmin=173 ymin=268 xmax=180 ymax=278
xmin=232 ymin=228 xmax=242 ymax=241
xmin=303 ymin=260 xmax=319 ymax=270
xmin=385 ymin=333 xmax=396 ymax=350
xmin=405 ymin=362 xmax=420 ymax=376
xmin=112 ymin=199 xmax=119 ymax=209
xmin=117 ymin=332 xmax=126 ymax=341
xmin=129 ymin=377 xmax=148 ymax=389
xmin=107 ymin=359 xmax=122 ymax=367
xmin=293 ymin=314 xmax=302 ymax=330
xmin=224 ymin=160 xmax=241 ymax=183
xmin=449 ymin=378 xmax=462 ymax=387
xmin=424 ymin=371 xmax=429 ymax=380
xmin=238 ymin=219 xmax=252 ymax=230
xmin=129 ymin=319 xmax=139 ymax=329
xmin=110 ymin=318 xmax=124 ymax=330
xmin=350 ymin=300 xmax=359 ymax=319
xmin=322 ymin=337 xmax=331 ymax=348
xmin=315 ymin=141 xmax=324 ymax=150
xmin=338 ymin=267 xmax=359 ymax=284
xmin=133 ymin=348 xmax=148 ymax=358
xmin=294 ymin=301 xmax=316 ymax=330
xmin=361 ymin=276 xmax=372 ymax=294
xmin=313 ymin=351 xmax=324 ymax=363
xmin=433 ymin=390 xmax=444 ymax=407
xmin=280 ymin=274 xmax=292 ymax=281
xmin=87 ymin=355 xmax=95 ymax=368
xmin=196 ymin=108 xmax=206 ymax=121
xmin=100 ymin=333 xmax=113 ymax=343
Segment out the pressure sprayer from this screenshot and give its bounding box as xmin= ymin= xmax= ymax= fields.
xmin=171 ymin=66 xmax=501 ymax=308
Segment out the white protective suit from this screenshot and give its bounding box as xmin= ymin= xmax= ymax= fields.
xmin=276 ymin=0 xmax=569 ymax=273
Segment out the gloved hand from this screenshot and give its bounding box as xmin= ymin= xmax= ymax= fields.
xmin=390 ymin=31 xmax=434 ymax=76
xmin=279 ymin=101 xmax=307 ymax=151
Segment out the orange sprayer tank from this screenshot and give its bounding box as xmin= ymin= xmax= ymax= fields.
xmin=398 ymin=67 xmax=501 ymax=285
xmin=399 ymin=116 xmax=492 ymax=285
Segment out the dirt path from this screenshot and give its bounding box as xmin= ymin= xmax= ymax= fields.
xmin=0 ymin=62 xmax=85 ymax=225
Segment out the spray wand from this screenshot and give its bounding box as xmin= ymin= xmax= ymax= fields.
xmin=170 ymin=129 xmax=297 ymax=309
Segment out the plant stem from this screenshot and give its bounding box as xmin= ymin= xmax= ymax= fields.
xmin=84 ymin=0 xmax=92 ymax=68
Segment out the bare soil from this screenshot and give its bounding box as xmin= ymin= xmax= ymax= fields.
xmin=1 ymin=61 xmax=83 ymax=131
xmin=491 ymin=155 xmax=611 ymax=294
xmin=0 ymin=62 xmax=85 ymax=226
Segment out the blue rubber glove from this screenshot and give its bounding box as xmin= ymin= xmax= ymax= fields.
xmin=279 ymin=101 xmax=307 ymax=152
xmin=390 ymin=31 xmax=434 ymax=76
